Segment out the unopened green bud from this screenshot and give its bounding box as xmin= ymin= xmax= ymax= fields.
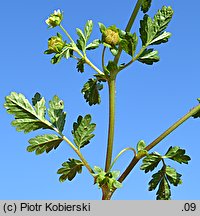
xmin=45 ymin=9 xmax=63 ymax=28
xmin=103 ymin=29 xmax=120 ymax=46
xmin=47 ymin=35 xmax=65 ymax=54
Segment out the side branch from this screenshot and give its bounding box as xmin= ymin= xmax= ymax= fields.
xmin=118 ymin=103 xmax=200 ymax=183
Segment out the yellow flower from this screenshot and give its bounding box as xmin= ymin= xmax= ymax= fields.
xmin=103 ymin=29 xmax=120 ymax=47
xmin=45 ymin=9 xmax=63 ymax=28
xmin=45 ymin=33 xmax=65 ymax=54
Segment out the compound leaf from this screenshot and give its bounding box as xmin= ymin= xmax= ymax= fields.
xmin=27 ymin=134 xmax=63 ymax=155
xmin=4 ymin=92 xmax=51 ymax=133
xmin=76 ymin=20 xmax=94 ymax=52
xmin=148 ymin=165 xmax=183 ymax=200
xmin=81 ymin=78 xmax=103 ymax=106
xmin=72 ymin=114 xmax=96 ymax=149
xmin=140 ymin=152 xmax=162 ymax=173
xmin=165 ymin=146 xmax=191 ymax=164
xmin=138 ymin=48 xmax=159 ymax=65
xmin=57 ymin=158 xmax=84 ymax=182
xmin=48 ymin=95 xmax=66 ymax=133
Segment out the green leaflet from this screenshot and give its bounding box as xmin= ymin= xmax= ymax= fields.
xmin=86 ymin=39 xmax=101 ymax=50
xmin=50 ymin=53 xmax=63 ymax=64
xmin=27 ymin=134 xmax=63 ymax=155
xmin=84 ymin=20 xmax=93 ymax=41
xmin=141 ymin=0 xmax=152 ymax=13
xmin=150 ymin=31 xmax=171 ymax=45
xmin=164 ymin=146 xmax=191 ymax=164
xmin=140 ymin=152 xmax=162 ymax=173
xmin=81 ymin=78 xmax=103 ymax=106
xmin=120 ymin=32 xmax=138 ymax=57
xmin=48 ymin=95 xmax=66 ymax=133
xmin=4 ymin=92 xmax=51 ymax=133
xmin=136 ymin=140 xmax=146 ymax=152
xmin=76 ymin=58 xmax=86 ymax=73
xmin=156 ymin=176 xmax=171 ymax=200
xmin=140 ymin=14 xmax=154 ymax=46
xmin=71 ymin=114 xmax=96 ymax=149
xmin=140 ymin=6 xmax=173 ymax=46
xmin=136 ymin=140 xmax=148 ymax=157
xmin=165 ymin=166 xmax=182 ymax=186
xmin=148 ymin=165 xmax=182 ymax=200
xmin=137 ymin=48 xmax=160 ymax=65
xmin=57 ymin=158 xmax=84 ymax=182
xmin=32 ymin=92 xmax=42 ymax=106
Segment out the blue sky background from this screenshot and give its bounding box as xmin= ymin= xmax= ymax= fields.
xmin=1 ymin=0 xmax=200 ymax=200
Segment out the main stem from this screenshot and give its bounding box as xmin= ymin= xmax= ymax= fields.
xmin=105 ymin=78 xmax=116 ymax=172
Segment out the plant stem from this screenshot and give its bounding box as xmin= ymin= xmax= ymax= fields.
xmin=84 ymin=56 xmax=104 ymax=75
xmin=62 ymin=135 xmax=94 ymax=175
xmin=102 ymin=46 xmax=106 ymax=70
xmin=51 ymin=125 xmax=94 ymax=175
xmin=108 ymin=147 xmax=136 ymax=172
xmin=59 ymin=24 xmax=75 ymax=44
xmin=118 ymin=46 xmax=146 ymax=73
xmin=105 ymin=78 xmax=116 ymax=172
xmin=114 ymin=0 xmax=143 ymax=64
xmin=118 ymin=103 xmax=200 ymax=183
xmin=145 ymin=104 xmax=200 ymax=151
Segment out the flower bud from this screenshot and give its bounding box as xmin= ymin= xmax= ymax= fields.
xmin=103 ymin=29 xmax=120 ymax=46
xmin=47 ymin=35 xmax=65 ymax=54
xmin=45 ymin=9 xmax=63 ymax=28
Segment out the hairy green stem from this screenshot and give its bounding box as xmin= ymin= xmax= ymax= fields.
xmin=118 ymin=46 xmax=146 ymax=73
xmin=102 ymin=46 xmax=106 ymax=70
xmin=108 ymin=147 xmax=136 ymax=172
xmin=84 ymin=56 xmax=104 ymax=75
xmin=62 ymin=135 xmax=94 ymax=175
xmin=105 ymin=78 xmax=116 ymax=172
xmin=51 ymin=126 xmax=94 ymax=175
xmin=114 ymin=0 xmax=143 ymax=64
xmin=145 ymin=104 xmax=200 ymax=151
xmin=59 ymin=24 xmax=75 ymax=45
